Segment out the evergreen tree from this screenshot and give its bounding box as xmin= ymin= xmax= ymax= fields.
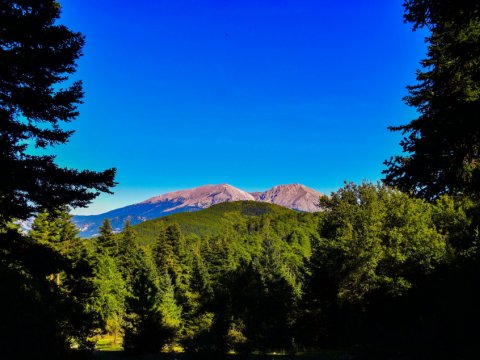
xmin=30 ymin=209 xmax=81 ymax=259
xmin=0 ymin=3 xmax=115 ymax=355
xmin=91 ymin=254 xmax=128 ymax=344
xmin=123 ymin=250 xmax=164 ymax=354
xmin=117 ymin=220 xmax=143 ymax=285
xmin=0 ymin=0 xmax=115 ymax=225
xmin=382 ymin=3 xmax=480 ymax=355
xmin=190 ymin=253 xmax=213 ymax=296
xmin=97 ymin=219 xmax=119 ymax=256
xmin=384 ymin=0 xmax=480 ymax=199
xmin=156 ymin=272 xmax=183 ymax=347
xmin=152 ymin=222 xmax=175 ymax=275
xmin=26 ymin=209 xmax=100 ymax=351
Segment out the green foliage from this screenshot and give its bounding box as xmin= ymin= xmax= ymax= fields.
xmin=156 ymin=272 xmax=183 ymax=343
xmin=0 ymin=214 xmax=100 ymax=358
xmin=317 ymin=182 xmax=447 ymax=302
xmin=379 ymin=2 xmax=480 ymax=357
xmin=123 ymin=249 xmax=164 ymax=354
xmin=97 ymin=219 xmax=119 ymax=256
xmin=103 ymin=201 xmax=320 ymax=354
xmin=117 ymin=221 xmax=144 ymax=285
xmin=11 ymin=191 xmax=476 ymax=357
xmin=90 ymin=254 xmax=128 ymax=342
xmin=112 ymin=221 xmax=177 ymax=354
xmin=152 ymin=223 xmax=178 ymax=276
xmin=134 ymin=201 xmax=296 ymax=245
xmin=29 ymin=209 xmax=84 ymax=260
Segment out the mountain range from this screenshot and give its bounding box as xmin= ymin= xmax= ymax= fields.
xmin=73 ymin=183 xmax=322 ymax=237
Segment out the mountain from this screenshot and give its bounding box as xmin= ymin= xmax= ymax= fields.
xmin=251 ymin=184 xmax=322 ymax=212
xmin=142 ymin=183 xmax=255 ymax=209
xmin=72 ymin=183 xmax=322 ymax=238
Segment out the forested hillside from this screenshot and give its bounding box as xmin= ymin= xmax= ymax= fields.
xmin=133 ymin=201 xmax=304 ymax=245
xmin=20 ymin=186 xmax=476 ymax=357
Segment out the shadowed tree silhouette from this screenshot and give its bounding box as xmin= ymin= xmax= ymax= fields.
xmin=384 ymin=0 xmax=480 ymax=200
xmin=0 ymin=0 xmax=116 ymax=225
xmin=0 ymin=1 xmax=115 ymax=358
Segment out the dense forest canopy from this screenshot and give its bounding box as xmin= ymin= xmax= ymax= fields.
xmin=18 ymin=186 xmax=478 ymax=358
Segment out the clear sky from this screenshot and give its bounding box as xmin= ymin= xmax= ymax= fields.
xmin=56 ymin=0 xmax=427 ymax=215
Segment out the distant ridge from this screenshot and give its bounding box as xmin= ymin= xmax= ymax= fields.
xmin=141 ymin=184 xmax=254 ymax=209
xmin=251 ymin=183 xmax=322 ymax=212
xmin=72 ymin=183 xmax=322 ymax=237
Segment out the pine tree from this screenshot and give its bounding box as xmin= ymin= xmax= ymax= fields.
xmin=0 ymin=2 xmax=115 ymax=357
xmin=384 ymin=0 xmax=480 ymax=199
xmin=91 ymin=254 xmax=128 ymax=344
xmin=30 ymin=209 xmax=81 ymax=258
xmin=97 ymin=219 xmax=119 ymax=256
xmin=117 ymin=220 xmax=143 ymax=285
xmin=152 ymin=222 xmax=176 ymax=275
xmin=26 ymin=209 xmax=100 ymax=350
xmin=123 ymin=250 xmax=164 ymax=354
xmin=29 ymin=209 xmax=86 ymax=286
xmin=0 ymin=0 xmax=116 ymax=225
xmin=156 ymin=271 xmax=183 ymax=343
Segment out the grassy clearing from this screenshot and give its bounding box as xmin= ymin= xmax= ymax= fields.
xmin=94 ymin=334 xmax=123 ymax=352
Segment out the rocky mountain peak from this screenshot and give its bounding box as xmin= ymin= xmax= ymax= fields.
xmin=142 ymin=184 xmax=254 ymax=209
xmin=251 ymin=183 xmax=322 ymax=212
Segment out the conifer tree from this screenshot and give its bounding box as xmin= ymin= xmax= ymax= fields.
xmin=123 ymin=250 xmax=164 ymax=354
xmin=0 ymin=0 xmax=116 ymax=225
xmin=117 ymin=220 xmax=142 ymax=285
xmin=156 ymin=271 xmax=183 ymax=345
xmin=27 ymin=209 xmax=99 ymax=350
xmin=0 ymin=1 xmax=115 ymax=357
xmin=384 ymin=0 xmax=480 ymax=199
xmin=152 ymin=222 xmax=176 ymax=275
xmin=30 ymin=209 xmax=81 ymax=258
xmin=97 ymin=219 xmax=119 ymax=256
xmin=91 ymin=254 xmax=127 ymax=344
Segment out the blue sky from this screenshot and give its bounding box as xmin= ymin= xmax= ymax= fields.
xmin=56 ymin=0 xmax=427 ymax=215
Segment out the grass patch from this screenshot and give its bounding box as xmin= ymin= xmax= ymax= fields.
xmin=94 ymin=334 xmax=123 ymax=352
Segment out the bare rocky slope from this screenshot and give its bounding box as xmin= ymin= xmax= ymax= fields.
xmin=73 ymin=183 xmax=322 ymax=237
xmin=251 ymin=183 xmax=322 ymax=212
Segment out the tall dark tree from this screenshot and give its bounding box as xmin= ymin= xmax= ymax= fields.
xmin=0 ymin=0 xmax=115 ymax=225
xmin=382 ymin=4 xmax=480 ymax=355
xmin=0 ymin=1 xmax=115 ymax=358
xmin=384 ymin=0 xmax=480 ymax=200
xmin=152 ymin=223 xmax=180 ymax=277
